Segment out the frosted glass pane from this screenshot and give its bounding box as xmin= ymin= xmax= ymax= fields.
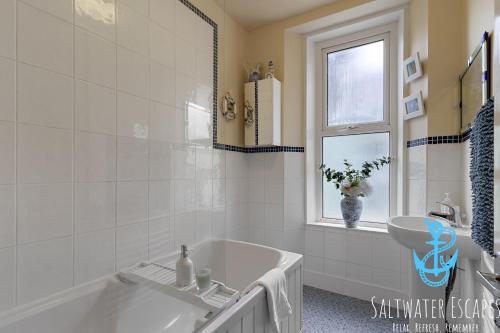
xmin=322 ymin=133 xmax=389 ymax=222
xmin=327 ymin=40 xmax=384 ymax=126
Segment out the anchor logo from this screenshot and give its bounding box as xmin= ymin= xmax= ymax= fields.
xmin=413 ymin=219 xmax=459 ymax=288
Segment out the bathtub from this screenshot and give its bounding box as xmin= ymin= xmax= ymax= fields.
xmin=0 ymin=240 xmax=303 ymax=333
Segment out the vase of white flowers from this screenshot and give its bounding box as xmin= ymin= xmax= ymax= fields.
xmin=320 ymin=157 xmax=391 ymax=228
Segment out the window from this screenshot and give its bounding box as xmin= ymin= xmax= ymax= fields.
xmin=317 ymin=28 xmax=397 ymax=224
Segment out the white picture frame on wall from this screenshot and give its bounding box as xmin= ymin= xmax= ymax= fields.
xmin=403 ymin=52 xmax=423 ymax=83
xmin=403 ymin=91 xmax=425 ymax=120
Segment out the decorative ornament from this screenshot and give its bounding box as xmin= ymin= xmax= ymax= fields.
xmin=244 ymin=100 xmax=254 ymax=127
xmin=245 ymin=62 xmax=262 ymax=82
xmin=265 ymin=60 xmax=275 ymax=78
xmin=220 ymin=92 xmax=237 ymax=121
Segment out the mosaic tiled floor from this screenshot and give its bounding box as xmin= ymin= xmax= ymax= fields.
xmin=303 ymin=286 xmax=408 ymax=333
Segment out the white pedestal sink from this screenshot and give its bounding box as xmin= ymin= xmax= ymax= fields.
xmin=388 ymin=216 xmax=481 ymax=332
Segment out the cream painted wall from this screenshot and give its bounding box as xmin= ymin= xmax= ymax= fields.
xmin=426 ymin=0 xmax=466 ymax=136
xmin=247 ymin=0 xmax=372 ymax=147
xmin=407 ymin=0 xmax=428 ymax=140
xmin=191 ymin=0 xmax=249 ymax=147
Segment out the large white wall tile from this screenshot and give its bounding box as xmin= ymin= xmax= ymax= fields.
xmin=304 ymin=255 xmax=323 ymax=272
xmin=119 ymin=0 xmax=148 ymax=15
xmin=173 ymin=146 xmax=195 ymax=179
xmin=265 ymin=179 xmax=284 ymax=204
xmin=150 ymin=61 xmax=175 ymax=106
xmin=265 ymin=204 xmax=284 ymax=230
xmin=324 ymin=230 xmax=346 ymax=261
xmin=117 ymin=47 xmax=149 ymax=98
xmin=75 ymin=80 xmax=116 ymax=135
xmin=284 ymin=153 xmax=304 ymax=179
xmin=174 ymin=212 xmax=196 ymax=247
xmin=17 ymin=183 xmax=73 ymax=244
xmin=75 ymin=28 xmax=116 ymax=88
xmin=149 ymin=102 xmax=176 ymax=142
xmin=266 ymin=153 xmax=284 ymax=179
xmin=372 ymin=267 xmax=400 ymax=290
xmin=17 ymin=237 xmax=73 ymax=304
xmin=175 ymin=71 xmax=195 ymax=109
xmin=0 ymin=247 xmax=16 ymax=311
xmin=116 ymin=222 xmax=147 ymax=269
xmin=17 ymin=63 xmax=73 ymax=129
xmin=149 ymin=22 xmax=175 ymax=68
xmin=149 ymin=141 xmax=173 ymax=180
xmin=324 ymin=258 xmax=346 ymax=278
xmin=117 ymin=181 xmax=148 ymax=226
xmin=0 ymin=57 xmax=15 ymax=121
xmin=284 ymin=229 xmax=304 ymax=254
xmin=149 ymin=0 xmax=175 ymax=32
xmin=305 ymin=228 xmax=323 ymax=257
xmin=116 ymin=3 xmax=148 ymax=56
xmin=0 ymin=0 xmax=15 ymax=59
xmin=75 ymin=131 xmax=116 ymax=182
xmin=149 ymin=217 xmax=172 ymax=260
xmin=372 ymin=234 xmax=401 ymax=272
xmin=212 ymin=179 xmax=226 ymax=208
xmin=22 ymin=0 xmax=73 ymax=22
xmin=427 ymin=144 xmax=463 ymax=181
xmin=346 ymin=263 xmax=372 ymax=284
xmin=407 ymin=145 xmax=426 ymax=180
xmin=174 ymin=179 xmax=196 ymax=214
xmin=75 ymin=0 xmax=116 ymax=41
xmin=75 ymin=182 xmax=116 ymax=234
xmin=18 ymin=3 xmax=73 ymax=76
xmin=17 ymin=124 xmax=73 ymax=183
xmin=175 ymin=37 xmax=196 ymax=77
xmin=149 ymin=180 xmax=172 ymax=219
xmin=117 ymin=92 xmax=149 ymax=139
xmin=346 ymin=231 xmax=371 ymax=266
xmin=117 ymin=136 xmax=148 ymax=181
xmin=0 ymin=122 xmax=15 ymax=184
xmin=75 ymin=229 xmax=115 ymax=285
xmin=195 ymin=147 xmax=213 ymax=180
xmin=284 ymin=204 xmax=304 ymax=230
xmin=0 ymin=186 xmax=15 ymax=248
xmin=175 ymin=1 xmax=197 ymax=43
xmin=407 ymin=179 xmax=427 ymax=216
xmin=196 ymin=179 xmax=212 ymax=210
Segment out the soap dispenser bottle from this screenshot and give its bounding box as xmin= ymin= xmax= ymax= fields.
xmin=440 ymin=193 xmax=453 ymax=214
xmin=176 ymin=245 xmax=193 ymax=287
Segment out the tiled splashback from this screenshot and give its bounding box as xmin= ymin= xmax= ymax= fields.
xmin=0 ymin=0 xmax=224 ymax=311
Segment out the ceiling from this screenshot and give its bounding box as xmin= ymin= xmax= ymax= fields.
xmin=214 ymin=0 xmax=340 ymax=31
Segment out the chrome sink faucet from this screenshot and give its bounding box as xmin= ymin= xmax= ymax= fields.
xmin=428 ymin=202 xmax=462 ymax=228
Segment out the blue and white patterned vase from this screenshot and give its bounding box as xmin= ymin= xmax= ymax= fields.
xmin=340 ymin=195 xmax=363 ymax=228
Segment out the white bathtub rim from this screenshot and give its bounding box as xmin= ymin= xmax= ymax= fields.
xmin=0 ymin=239 xmax=302 ymax=330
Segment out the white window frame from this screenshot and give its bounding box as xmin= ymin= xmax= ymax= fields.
xmin=315 ymin=24 xmax=399 ymax=226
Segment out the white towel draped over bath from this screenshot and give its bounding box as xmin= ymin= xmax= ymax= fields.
xmin=243 ymin=268 xmax=292 ymax=333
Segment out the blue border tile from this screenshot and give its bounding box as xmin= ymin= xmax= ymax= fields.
xmin=407 ymin=129 xmax=471 ymax=148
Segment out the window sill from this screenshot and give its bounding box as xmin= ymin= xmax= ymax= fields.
xmin=306 ymin=221 xmax=389 ymax=234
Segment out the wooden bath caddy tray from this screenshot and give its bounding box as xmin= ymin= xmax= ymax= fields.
xmin=119 ymin=262 xmax=239 ymax=313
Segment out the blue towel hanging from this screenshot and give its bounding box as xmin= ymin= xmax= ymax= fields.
xmin=469 ymin=97 xmax=494 ymax=256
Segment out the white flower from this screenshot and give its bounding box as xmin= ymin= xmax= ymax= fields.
xmin=359 ymin=180 xmax=373 ymax=197
xmin=340 ymin=179 xmax=351 ymax=189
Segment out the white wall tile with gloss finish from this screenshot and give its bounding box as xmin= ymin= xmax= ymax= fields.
xmin=17 ymin=62 xmax=73 ymax=129
xmin=0 ymin=186 xmax=15 ymax=249
xmin=75 ymin=28 xmax=116 ymax=89
xmin=0 ymin=0 xmax=222 ymax=311
xmin=17 ymin=2 xmax=73 ymax=76
xmin=305 ymin=224 xmax=405 ymax=293
xmin=0 ymin=0 xmax=15 ymax=60
xmin=0 ymin=57 xmax=15 ymax=122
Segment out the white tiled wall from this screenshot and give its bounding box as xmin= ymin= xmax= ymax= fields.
xmin=407 ymin=142 xmax=471 ymax=223
xmin=304 ymin=225 xmax=410 ymax=294
xmin=247 ymin=152 xmax=305 ymax=253
xmin=0 ymin=0 xmax=224 ymax=311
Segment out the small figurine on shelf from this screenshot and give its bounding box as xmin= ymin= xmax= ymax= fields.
xmin=245 ymin=62 xmax=261 ymax=82
xmin=265 ymin=60 xmax=275 ymax=78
